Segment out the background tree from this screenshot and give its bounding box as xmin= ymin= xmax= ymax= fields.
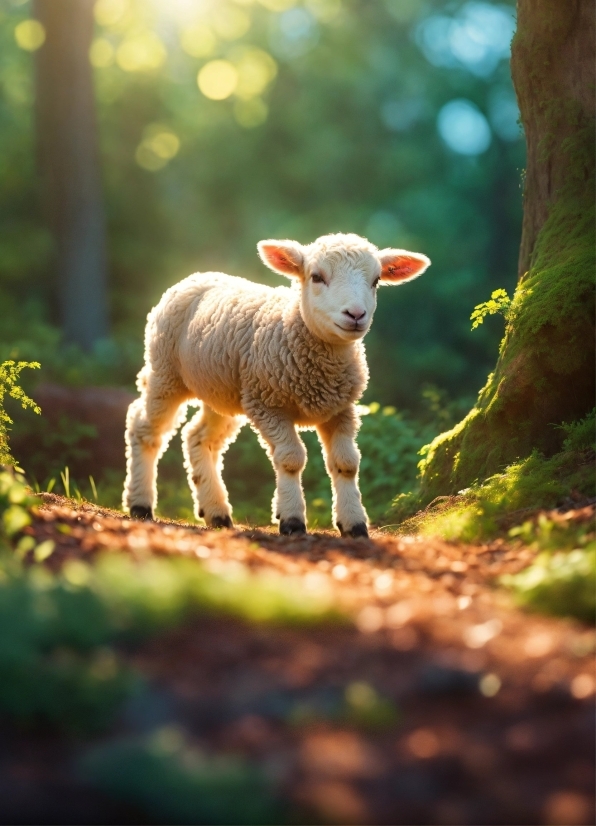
xmin=420 ymin=0 xmax=595 ymax=497
xmin=34 ymin=0 xmax=108 ymax=350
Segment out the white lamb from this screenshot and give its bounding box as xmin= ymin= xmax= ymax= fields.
xmin=123 ymin=233 xmax=430 ymax=537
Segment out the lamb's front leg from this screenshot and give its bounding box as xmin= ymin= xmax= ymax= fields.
xmin=317 ymin=407 xmax=369 ymax=539
xmin=250 ymin=409 xmax=307 ymax=536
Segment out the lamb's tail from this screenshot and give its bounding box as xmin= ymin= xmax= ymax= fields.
xmin=135 ymin=364 xmax=150 ymax=394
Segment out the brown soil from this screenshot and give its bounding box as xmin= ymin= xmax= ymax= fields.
xmin=3 ymin=495 xmax=595 ymax=826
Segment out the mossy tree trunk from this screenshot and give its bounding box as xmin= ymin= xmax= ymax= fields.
xmin=419 ymin=0 xmax=595 ymax=499
xmin=34 ymin=0 xmax=109 ymax=351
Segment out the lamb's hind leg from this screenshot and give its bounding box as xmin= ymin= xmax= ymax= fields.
xmin=182 ymin=405 xmax=241 ymax=528
xmin=123 ymin=380 xmax=188 ymax=519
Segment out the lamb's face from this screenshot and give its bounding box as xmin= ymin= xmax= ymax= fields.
xmin=258 ymin=233 xmax=431 ymax=346
xmin=299 ymin=242 xmax=380 ymax=344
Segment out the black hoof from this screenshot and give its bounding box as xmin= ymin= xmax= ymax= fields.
xmin=339 ymin=521 xmax=369 ymax=539
xmin=210 ymin=514 xmax=233 ymax=529
xmin=280 ymin=517 xmax=307 ymax=536
xmin=130 ymin=505 xmax=153 ymax=521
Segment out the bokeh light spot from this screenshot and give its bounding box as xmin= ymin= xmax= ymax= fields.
xmin=89 ymin=38 xmax=115 ymax=68
xmin=479 ymin=673 xmax=501 ymax=697
xmin=407 ymin=727 xmax=440 ymax=758
xmin=233 ymin=47 xmax=277 ymax=99
xmin=14 ymin=19 xmax=45 ymax=51
xmin=94 ymin=0 xmax=128 ymax=28
xmin=136 ymin=125 xmax=180 ymax=172
xmin=437 ymin=99 xmax=492 ymax=155
xmin=117 ymin=32 xmax=166 ymax=72
xmin=180 ymin=24 xmax=217 ymax=58
xmin=416 ymin=2 xmax=515 ymax=77
xmin=258 ymin=0 xmax=297 ymax=11
xmin=570 ymin=672 xmax=595 ymax=699
xmin=212 ymin=7 xmax=251 ymax=41
xmin=197 ymin=60 xmax=238 ymax=100
xmin=233 ymin=97 xmax=268 ymax=128
xmin=272 ymin=7 xmax=319 ymax=58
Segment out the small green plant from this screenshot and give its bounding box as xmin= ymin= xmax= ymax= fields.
xmin=0 ymin=360 xmax=41 ymax=465
xmin=470 ymin=288 xmax=512 ymax=330
xmin=60 ymin=466 xmax=70 ymax=498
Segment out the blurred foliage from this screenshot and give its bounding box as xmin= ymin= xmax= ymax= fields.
xmin=0 ymin=468 xmax=37 ymax=538
xmin=502 ymin=543 xmax=595 ymax=624
xmin=0 ymin=549 xmax=338 ymax=733
xmin=0 ymin=0 xmax=523 ymax=414
xmin=0 ymin=466 xmax=343 ymax=734
xmin=289 ymin=679 xmax=400 ymax=729
xmin=13 ymin=414 xmax=99 ymax=486
xmin=81 ymin=733 xmax=279 ymax=825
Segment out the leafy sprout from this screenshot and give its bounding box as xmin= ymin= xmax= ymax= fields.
xmin=470 ymin=288 xmax=512 ymax=329
xmin=0 ymin=360 xmax=41 ymax=465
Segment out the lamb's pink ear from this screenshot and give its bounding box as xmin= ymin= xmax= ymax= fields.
xmin=378 ymin=249 xmax=431 ymax=284
xmin=257 ymin=239 xmax=304 ymax=278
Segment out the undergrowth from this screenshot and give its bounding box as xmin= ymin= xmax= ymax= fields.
xmin=0 ymin=360 xmax=40 ymax=465
xmin=29 ymin=401 xmax=438 ymax=529
xmin=388 ymin=409 xmax=595 ymax=622
xmin=390 ymin=408 xmax=595 ymax=542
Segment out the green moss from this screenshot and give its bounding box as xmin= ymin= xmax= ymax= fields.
xmin=390 ymin=409 xmax=595 ymax=542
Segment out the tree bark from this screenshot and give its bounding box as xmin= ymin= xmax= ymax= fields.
xmin=34 ymin=0 xmax=109 ymax=350
xmin=514 ymin=0 xmax=595 ymax=278
xmin=419 ymin=0 xmax=595 ymax=499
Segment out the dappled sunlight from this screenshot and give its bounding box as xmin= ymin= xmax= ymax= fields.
xmin=0 ymin=0 xmax=593 ymax=821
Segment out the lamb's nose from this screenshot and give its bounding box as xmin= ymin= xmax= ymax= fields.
xmin=343 ymin=307 xmax=367 ymax=322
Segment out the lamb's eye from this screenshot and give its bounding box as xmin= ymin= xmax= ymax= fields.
xmin=311 ymin=272 xmax=325 ymax=284
xmin=372 ymin=277 xmax=380 ymax=289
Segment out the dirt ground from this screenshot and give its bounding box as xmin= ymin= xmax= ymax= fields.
xmin=2 ymin=494 xmax=595 ymax=826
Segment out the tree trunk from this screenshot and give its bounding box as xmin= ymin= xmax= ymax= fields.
xmin=419 ymin=0 xmax=595 ymax=499
xmin=34 ymin=0 xmax=108 ymax=350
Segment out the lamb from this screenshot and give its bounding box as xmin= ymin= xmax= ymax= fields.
xmin=123 ymin=233 xmax=430 ymax=537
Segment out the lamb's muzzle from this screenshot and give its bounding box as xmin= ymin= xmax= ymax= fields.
xmin=123 ymin=232 xmax=430 ymax=536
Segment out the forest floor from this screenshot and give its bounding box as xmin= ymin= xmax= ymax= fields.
xmin=3 ymin=494 xmax=595 ymax=826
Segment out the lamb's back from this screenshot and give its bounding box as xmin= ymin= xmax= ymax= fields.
xmin=166 ymin=272 xmax=289 ymax=413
